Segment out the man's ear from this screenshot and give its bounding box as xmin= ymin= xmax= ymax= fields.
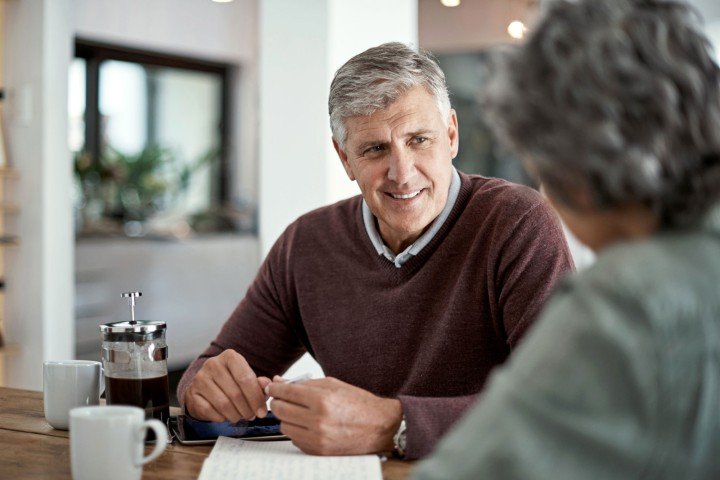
xmin=447 ymin=109 xmax=459 ymax=159
xmin=333 ymin=138 xmax=356 ymax=181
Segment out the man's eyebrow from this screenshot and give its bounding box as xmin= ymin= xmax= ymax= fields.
xmin=354 ymin=129 xmax=436 ymax=153
xmin=406 ymin=129 xmax=434 ymax=138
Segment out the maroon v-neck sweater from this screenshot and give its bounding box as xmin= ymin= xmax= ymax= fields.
xmin=178 ymin=173 xmax=574 ymax=459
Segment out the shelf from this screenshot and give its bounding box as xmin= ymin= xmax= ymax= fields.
xmin=0 ymin=235 xmax=18 ymax=246
xmin=0 ymin=205 xmax=19 ymax=214
xmin=0 ymin=344 xmax=20 ymax=356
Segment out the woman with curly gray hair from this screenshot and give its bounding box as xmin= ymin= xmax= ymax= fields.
xmin=413 ymin=0 xmax=720 ymax=479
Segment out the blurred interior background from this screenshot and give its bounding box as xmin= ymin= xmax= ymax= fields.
xmin=0 ymin=0 xmax=718 ymax=402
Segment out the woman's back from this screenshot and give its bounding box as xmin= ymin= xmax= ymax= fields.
xmin=414 ymin=204 xmax=720 ymax=480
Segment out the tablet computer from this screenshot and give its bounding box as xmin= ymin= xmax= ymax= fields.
xmin=169 ymin=412 xmax=287 ymax=445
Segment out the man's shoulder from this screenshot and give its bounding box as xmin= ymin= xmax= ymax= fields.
xmin=454 ymin=174 xmax=569 ymax=262
xmin=461 ymin=173 xmax=548 ymax=219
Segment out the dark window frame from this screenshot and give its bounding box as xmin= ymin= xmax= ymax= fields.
xmin=74 ymin=37 xmax=233 ymax=202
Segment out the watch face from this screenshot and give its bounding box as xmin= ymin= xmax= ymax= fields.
xmin=394 ymin=419 xmax=408 ymax=456
xmin=398 ymin=430 xmax=407 ymax=450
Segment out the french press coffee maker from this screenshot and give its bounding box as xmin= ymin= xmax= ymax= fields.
xmin=100 ymin=292 xmax=170 ymax=425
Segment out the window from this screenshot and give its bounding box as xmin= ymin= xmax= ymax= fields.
xmin=436 ymin=52 xmax=532 ymax=186
xmin=69 ymin=39 xmax=237 ymax=237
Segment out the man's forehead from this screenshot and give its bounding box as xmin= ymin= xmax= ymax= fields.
xmin=345 ymin=108 xmax=436 ymax=145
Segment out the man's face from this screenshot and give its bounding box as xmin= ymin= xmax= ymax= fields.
xmin=334 ymin=86 xmax=459 ymax=252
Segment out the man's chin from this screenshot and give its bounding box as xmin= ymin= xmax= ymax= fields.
xmin=380 ymin=217 xmax=434 ymax=240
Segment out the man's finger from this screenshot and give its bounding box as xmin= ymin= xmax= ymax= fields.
xmin=257 ymin=376 xmax=272 ymax=391
xmin=270 ymin=398 xmax=314 ymax=427
xmin=189 ymin=358 xmax=245 ymax=421
xmin=292 ymin=378 xmax=335 ymax=391
xmin=279 ymin=420 xmax=312 ymax=442
xmin=187 ymin=392 xmax=225 ymax=423
xmin=227 ymin=359 xmax=267 ymax=418
xmin=280 ymin=421 xmax=326 ymax=456
xmin=266 ymin=382 xmax=317 ymax=407
xmin=211 ymin=365 xmax=256 ymax=420
xmin=201 ymin=375 xmax=244 ymax=422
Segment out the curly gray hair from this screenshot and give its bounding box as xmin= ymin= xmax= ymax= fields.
xmin=328 ymin=42 xmax=451 ymax=149
xmin=483 ymin=0 xmax=720 ymax=227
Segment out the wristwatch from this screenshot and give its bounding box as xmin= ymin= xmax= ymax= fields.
xmin=392 ymin=417 xmax=407 ymax=458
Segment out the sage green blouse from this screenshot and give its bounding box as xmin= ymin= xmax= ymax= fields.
xmin=413 ymin=205 xmax=720 ymax=480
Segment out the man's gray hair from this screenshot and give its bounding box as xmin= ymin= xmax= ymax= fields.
xmin=483 ymin=0 xmax=720 ymax=227
xmin=329 ymin=42 xmax=451 ymax=149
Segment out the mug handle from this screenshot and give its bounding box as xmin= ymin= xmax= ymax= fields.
xmin=136 ymin=419 xmax=168 ymax=466
xmin=99 ymin=366 xmax=106 ymax=397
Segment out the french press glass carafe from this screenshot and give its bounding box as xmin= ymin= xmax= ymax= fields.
xmin=99 ymin=292 xmax=170 ymax=425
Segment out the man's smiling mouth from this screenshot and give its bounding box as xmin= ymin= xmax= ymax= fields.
xmin=387 ymin=189 xmax=424 ymax=200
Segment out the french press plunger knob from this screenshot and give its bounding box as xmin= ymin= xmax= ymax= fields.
xmin=121 ymin=291 xmax=142 ymax=325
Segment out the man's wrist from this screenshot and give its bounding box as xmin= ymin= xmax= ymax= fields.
xmin=377 ymin=398 xmax=403 ymax=453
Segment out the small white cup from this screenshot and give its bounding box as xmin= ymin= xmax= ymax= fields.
xmin=43 ymin=360 xmax=103 ymax=430
xmin=70 ymin=406 xmax=167 ymax=480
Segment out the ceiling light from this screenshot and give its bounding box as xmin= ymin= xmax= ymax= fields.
xmin=441 ymin=0 xmax=461 ymax=7
xmin=212 ymin=0 xmax=234 ymax=3
xmin=507 ymin=20 xmax=528 ymax=39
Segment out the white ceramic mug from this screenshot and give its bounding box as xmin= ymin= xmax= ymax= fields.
xmin=43 ymin=360 xmax=103 ymax=430
xmin=70 ymin=406 xmax=167 ymax=480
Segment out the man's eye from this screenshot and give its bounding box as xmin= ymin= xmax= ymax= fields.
xmin=364 ymin=145 xmax=384 ymax=155
xmin=412 ymin=136 xmax=428 ymax=144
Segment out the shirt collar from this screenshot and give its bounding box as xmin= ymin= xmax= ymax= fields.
xmin=362 ymin=167 xmax=461 ymax=268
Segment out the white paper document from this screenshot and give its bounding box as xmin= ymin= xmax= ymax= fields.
xmin=198 ymin=436 xmax=383 ymax=480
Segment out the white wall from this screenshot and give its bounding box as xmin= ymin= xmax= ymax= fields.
xmin=688 ymin=0 xmax=720 ymax=21
xmin=4 ymin=0 xmax=75 ymax=389
xmin=693 ymin=0 xmax=720 ymax=60
xmin=258 ymin=0 xmax=330 ymax=260
xmin=709 ymin=22 xmax=720 ymax=63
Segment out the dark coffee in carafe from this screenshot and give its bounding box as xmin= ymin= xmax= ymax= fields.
xmin=105 ymin=374 xmax=170 ymax=423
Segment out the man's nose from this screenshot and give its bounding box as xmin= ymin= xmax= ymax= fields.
xmin=387 ymin=147 xmax=416 ymax=185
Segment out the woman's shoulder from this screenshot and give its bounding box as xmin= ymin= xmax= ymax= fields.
xmin=581 ymin=231 xmax=720 ymax=301
xmin=552 ymin=230 xmax=720 ymax=348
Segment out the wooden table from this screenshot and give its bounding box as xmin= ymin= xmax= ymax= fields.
xmin=0 ymin=387 xmax=413 ymax=479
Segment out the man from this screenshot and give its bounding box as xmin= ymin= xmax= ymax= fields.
xmin=178 ymin=42 xmax=573 ymax=459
